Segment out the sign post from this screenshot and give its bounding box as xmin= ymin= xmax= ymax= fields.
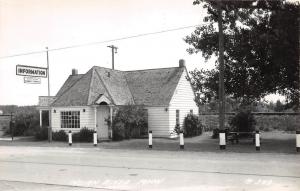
xmin=15 ymin=48 xmax=52 ymax=142
xmin=46 ymin=47 xmax=52 ymax=142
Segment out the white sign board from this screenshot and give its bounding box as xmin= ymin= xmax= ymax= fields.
xmin=24 ymin=76 xmax=41 ymax=84
xmin=16 ymin=65 xmax=47 ymax=78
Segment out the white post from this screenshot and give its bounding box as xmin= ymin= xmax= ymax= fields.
xmin=68 ymin=131 xmax=72 ymax=146
xmin=255 ymin=131 xmax=260 ymax=151
xmin=148 ymin=130 xmax=152 ymax=149
xmin=94 ymin=107 xmax=97 ymax=130
xmin=110 ymin=106 xmax=113 ymax=139
xmin=39 ymin=110 xmax=42 ymax=127
xmin=93 ymin=131 xmax=97 ymax=146
xmin=180 ymin=130 xmax=184 ymax=149
xmin=219 ymin=130 xmax=226 ymax=150
xmin=296 ymin=131 xmax=300 ymax=152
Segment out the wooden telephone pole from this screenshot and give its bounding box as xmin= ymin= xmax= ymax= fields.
xmin=107 ymin=45 xmax=118 ymax=70
xmin=217 ymin=1 xmax=226 ymax=149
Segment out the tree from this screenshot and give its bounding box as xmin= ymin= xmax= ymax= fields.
xmin=274 ymin=100 xmax=285 ymax=112
xmin=185 ymin=0 xmax=299 ymax=108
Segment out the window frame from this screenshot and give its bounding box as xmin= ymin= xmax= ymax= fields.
xmin=176 ymin=109 xmax=180 ymax=126
xmin=60 ymin=111 xmax=80 ymax=129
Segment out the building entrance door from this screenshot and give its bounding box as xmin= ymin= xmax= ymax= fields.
xmin=97 ymin=106 xmax=109 ymax=139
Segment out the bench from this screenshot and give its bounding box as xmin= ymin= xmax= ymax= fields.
xmin=227 ymin=131 xmax=256 ymax=144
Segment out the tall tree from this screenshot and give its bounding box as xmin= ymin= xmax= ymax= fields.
xmin=185 ymin=0 xmax=299 ymax=108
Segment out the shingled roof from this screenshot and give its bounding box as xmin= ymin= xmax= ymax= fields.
xmin=125 ymin=67 xmax=184 ymax=105
xmin=51 ymin=66 xmax=185 ymax=107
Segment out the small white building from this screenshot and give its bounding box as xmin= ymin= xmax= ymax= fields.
xmin=38 ymin=60 xmax=198 ymax=138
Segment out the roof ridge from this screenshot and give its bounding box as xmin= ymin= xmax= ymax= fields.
xmin=94 ymin=68 xmax=116 ymax=105
xmin=51 ymin=73 xmax=86 ymax=106
xmin=124 ymin=66 xmax=179 ymax=72
xmin=92 ymin=65 xmax=123 ymax=72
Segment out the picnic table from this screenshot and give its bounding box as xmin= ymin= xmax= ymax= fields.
xmin=227 ymin=131 xmax=256 ymax=144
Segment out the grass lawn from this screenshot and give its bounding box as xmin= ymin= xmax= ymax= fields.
xmin=99 ymin=131 xmax=297 ymax=154
xmin=0 ymin=131 xmax=298 ymax=154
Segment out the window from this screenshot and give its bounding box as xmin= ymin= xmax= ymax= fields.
xmin=61 ymin=111 xmax=80 ymax=128
xmin=176 ymin=110 xmax=180 ymax=125
xmin=190 ymin=109 xmax=193 ymax=115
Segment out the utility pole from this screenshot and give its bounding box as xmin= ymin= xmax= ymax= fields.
xmin=217 ymin=1 xmax=226 ymax=149
xmin=107 ymin=45 xmax=118 ymax=70
xmin=46 ymin=47 xmax=52 ymax=142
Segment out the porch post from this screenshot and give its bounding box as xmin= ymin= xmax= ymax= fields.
xmin=94 ymin=106 xmax=97 ymax=131
xmin=39 ymin=110 xmax=42 ymax=127
xmin=48 ymin=108 xmax=52 ymax=142
xmin=110 ymin=106 xmax=113 ymax=139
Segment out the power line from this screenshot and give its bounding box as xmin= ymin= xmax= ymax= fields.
xmin=0 ymin=24 xmax=201 ymax=59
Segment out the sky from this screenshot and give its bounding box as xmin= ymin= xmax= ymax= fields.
xmin=0 ymin=0 xmax=286 ymax=106
xmin=0 ymin=0 xmax=218 ymax=106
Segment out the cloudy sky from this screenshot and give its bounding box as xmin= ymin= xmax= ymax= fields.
xmin=0 ymin=0 xmax=217 ymax=106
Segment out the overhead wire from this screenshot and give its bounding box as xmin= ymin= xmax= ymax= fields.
xmin=0 ymin=24 xmax=202 ymax=59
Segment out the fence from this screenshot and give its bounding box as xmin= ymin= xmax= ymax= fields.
xmin=199 ymin=112 xmax=300 ymax=131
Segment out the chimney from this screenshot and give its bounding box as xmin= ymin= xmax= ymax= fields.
xmin=72 ymin=69 xmax=78 ymax=75
xmin=179 ymin=59 xmax=186 ymax=68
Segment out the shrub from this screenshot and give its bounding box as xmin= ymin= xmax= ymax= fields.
xmin=3 ymin=106 xmax=40 ymax=137
xmin=229 ymin=110 xmax=256 ymax=133
xmin=52 ymin=130 xmax=67 ymax=141
xmin=112 ymin=122 xmax=126 ymax=141
xmin=35 ymin=127 xmax=48 ymax=140
xmin=174 ymin=124 xmax=181 ymax=135
xmin=72 ymin=128 xmax=94 ymax=142
xmin=109 ymin=105 xmax=148 ymax=141
xmin=212 ymin=128 xmax=220 ymax=139
xmin=183 ymin=114 xmax=203 ymax=137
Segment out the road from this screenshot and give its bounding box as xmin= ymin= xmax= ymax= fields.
xmin=0 ymin=146 xmax=299 ymax=190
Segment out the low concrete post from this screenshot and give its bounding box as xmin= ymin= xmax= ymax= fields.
xmin=296 ymin=131 xmax=300 ymax=152
xmin=93 ymin=131 xmax=97 ymax=146
xmin=148 ymin=130 xmax=152 ymax=149
xmin=219 ymin=130 xmax=226 ymax=150
xmin=39 ymin=110 xmax=42 ymax=127
xmin=180 ymin=130 xmax=184 ymax=149
xmin=255 ymin=130 xmax=260 ymax=151
xmin=68 ymin=130 xmax=72 ymax=146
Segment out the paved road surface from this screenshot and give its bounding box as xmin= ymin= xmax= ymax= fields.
xmin=0 ymin=146 xmax=299 ymax=190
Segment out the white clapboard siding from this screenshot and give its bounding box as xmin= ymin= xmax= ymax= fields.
xmin=51 ymin=106 xmax=95 ymax=132
xmin=146 ymin=107 xmax=170 ymax=137
xmin=169 ymin=70 xmax=199 ymax=130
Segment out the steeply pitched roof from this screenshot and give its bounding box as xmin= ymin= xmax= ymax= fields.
xmin=125 ymin=67 xmax=184 ymax=106
xmin=52 ymin=68 xmax=93 ymax=106
xmin=51 ymin=66 xmax=185 ymax=107
xmin=94 ymin=67 xmax=134 ymax=105
xmin=56 ymin=74 xmax=83 ymax=97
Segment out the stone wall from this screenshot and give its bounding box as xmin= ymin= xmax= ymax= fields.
xmin=200 ymin=113 xmax=299 ymax=132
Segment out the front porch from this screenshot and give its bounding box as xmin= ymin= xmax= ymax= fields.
xmin=37 ymin=96 xmax=115 ymax=140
